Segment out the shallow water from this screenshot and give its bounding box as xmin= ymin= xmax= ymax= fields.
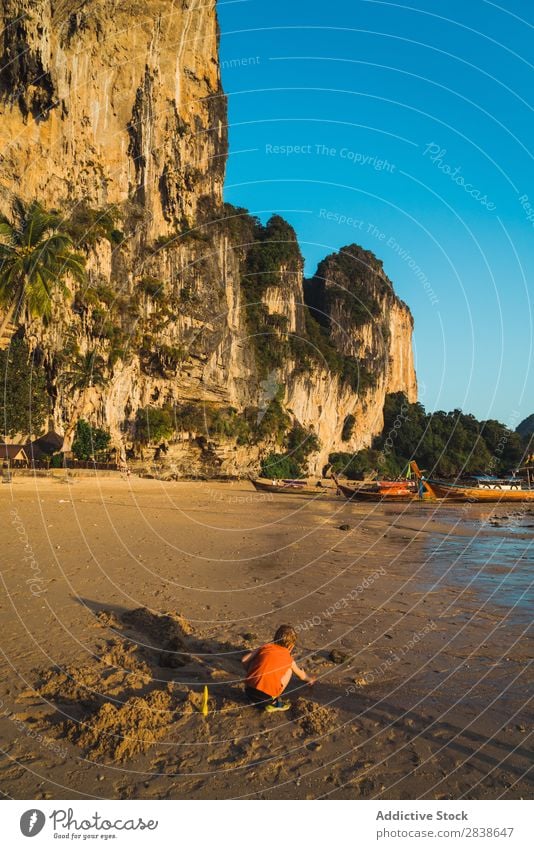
xmin=424 ymin=527 xmax=533 ymax=623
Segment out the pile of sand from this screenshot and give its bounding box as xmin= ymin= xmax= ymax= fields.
xmin=36 ymin=640 xmax=151 ymax=706
xmin=120 ymin=607 xmax=192 ymax=668
xmin=66 ymin=688 xmax=175 ymax=762
xmin=94 ymin=609 xmax=123 ymax=629
xmin=121 ymin=607 xmax=193 ymax=640
xmin=31 ymin=608 xmax=202 ymax=763
xmin=28 ymin=608 xmax=214 ymax=763
xmin=292 ymin=697 xmax=338 ymax=736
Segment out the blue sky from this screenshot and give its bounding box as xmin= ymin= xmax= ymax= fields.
xmin=216 ymin=0 xmax=533 ymax=425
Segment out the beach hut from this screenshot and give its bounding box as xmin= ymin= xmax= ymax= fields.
xmin=26 ymin=430 xmax=64 ymax=463
xmin=0 ymin=444 xmax=29 ymax=467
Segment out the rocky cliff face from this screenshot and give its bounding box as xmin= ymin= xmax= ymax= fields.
xmin=0 ymin=0 xmax=226 ymax=234
xmin=0 ymin=0 xmax=417 ymax=476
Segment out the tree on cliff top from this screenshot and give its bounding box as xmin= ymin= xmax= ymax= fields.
xmin=517 ymin=414 xmax=534 ymax=440
xmin=244 ymin=215 xmax=303 ymax=289
xmin=0 ymin=200 xmax=86 ymax=342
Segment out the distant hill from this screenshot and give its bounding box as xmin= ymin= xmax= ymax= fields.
xmin=516 ymin=414 xmax=534 ymax=439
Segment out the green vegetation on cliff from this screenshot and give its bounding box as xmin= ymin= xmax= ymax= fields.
xmin=64 ymin=203 xmax=124 ymax=249
xmin=237 ymin=212 xmax=303 ymax=376
xmin=305 ymin=245 xmax=388 ymax=330
xmin=289 ymin=310 xmax=376 ymax=392
xmin=218 ymin=206 xmax=380 ymax=390
xmin=260 ymin=423 xmax=320 ymax=479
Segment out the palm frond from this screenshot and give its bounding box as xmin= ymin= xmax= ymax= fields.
xmin=0 ymin=221 xmax=14 ymax=243
xmin=56 ymin=252 xmax=87 ymax=283
xmin=23 ymin=201 xmax=62 ymax=247
xmin=0 ymin=200 xmax=87 ymax=330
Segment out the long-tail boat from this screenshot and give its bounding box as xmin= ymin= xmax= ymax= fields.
xmin=409 ymin=461 xmax=534 ymax=503
xmin=334 ymin=475 xmax=422 ymax=502
xmin=250 ymin=477 xmax=337 ymax=496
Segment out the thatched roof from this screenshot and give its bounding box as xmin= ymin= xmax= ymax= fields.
xmin=26 ymin=430 xmax=64 ymax=460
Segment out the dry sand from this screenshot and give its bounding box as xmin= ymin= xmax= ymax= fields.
xmin=0 ymin=476 xmax=532 ymax=800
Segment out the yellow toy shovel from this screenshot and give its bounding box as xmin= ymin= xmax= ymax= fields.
xmin=201 ymin=685 xmax=209 ymax=717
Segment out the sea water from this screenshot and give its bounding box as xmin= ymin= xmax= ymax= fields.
xmin=424 ymin=511 xmax=533 ymax=624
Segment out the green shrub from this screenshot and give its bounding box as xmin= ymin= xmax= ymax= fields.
xmin=286 ymin=423 xmax=320 ymax=469
xmin=135 ymin=406 xmax=174 ymax=444
xmin=159 ymin=345 xmax=186 ymax=372
xmin=233 ymin=214 xmax=302 ymax=376
xmin=179 ymin=285 xmax=200 ymax=304
xmin=328 ymin=450 xmax=395 ymax=480
xmin=243 ymin=302 xmax=290 ymax=375
xmin=65 ymin=203 xmax=121 ymax=248
xmin=313 ymin=246 xmax=386 ymax=329
xmin=173 ymin=403 xmax=251 ymax=444
xmin=341 ymin=357 xmax=375 ymax=393
xmin=173 ymin=403 xmax=206 ymax=434
xmin=73 ymin=285 xmax=100 ymax=313
xmin=110 ymin=229 xmax=124 ymax=245
xmin=139 ymin=277 xmax=165 ymax=301
xmin=289 ymin=311 xmax=378 ymax=393
xmin=371 ymin=392 xmax=528 ymax=477
xmin=260 ymin=452 xmax=300 ymax=480
xmin=139 ymin=341 xmax=186 ymax=377
xmin=108 ymin=344 xmax=128 ymax=369
xmin=154 ymin=234 xmax=176 ymax=250
xmin=50 ymin=453 xmax=64 ymax=468
xmin=259 ymin=421 xmax=320 ymax=478
xmin=72 ymin=420 xmax=111 ymax=460
xmin=210 ymin=407 xmax=251 ymax=443
xmin=91 ymin=306 xmax=106 ymax=325
xmin=253 ymin=390 xmax=291 ymax=443
xmin=216 ymin=203 xmax=258 ymax=245
xmin=342 ymin=414 xmax=356 ymax=441
xmin=94 ymin=284 xmax=116 ymax=307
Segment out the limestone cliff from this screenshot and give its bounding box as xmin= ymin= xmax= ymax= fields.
xmin=0 ymin=0 xmax=226 ymax=234
xmin=0 ymin=0 xmax=417 ymax=476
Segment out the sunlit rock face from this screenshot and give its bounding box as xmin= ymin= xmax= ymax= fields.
xmin=0 ymin=1 xmax=416 ymax=475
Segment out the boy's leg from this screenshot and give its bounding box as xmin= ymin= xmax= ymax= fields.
xmin=245 ymin=686 xmax=272 ymax=707
xmin=264 ymin=671 xmax=293 ymax=712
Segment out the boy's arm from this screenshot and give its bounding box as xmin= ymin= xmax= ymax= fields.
xmin=242 ymin=647 xmax=259 ymax=668
xmin=291 ymin=659 xmax=316 ymax=685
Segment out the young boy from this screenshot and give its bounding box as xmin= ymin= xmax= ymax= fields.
xmin=242 ymin=624 xmax=316 ymax=712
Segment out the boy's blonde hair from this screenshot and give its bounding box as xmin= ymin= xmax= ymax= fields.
xmin=274 ymin=624 xmax=297 ymax=649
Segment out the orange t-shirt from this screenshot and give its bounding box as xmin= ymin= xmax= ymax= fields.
xmin=245 ymin=643 xmax=293 ymax=698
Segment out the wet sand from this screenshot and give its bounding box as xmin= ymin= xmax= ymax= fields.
xmin=0 ymin=476 xmax=532 ymax=800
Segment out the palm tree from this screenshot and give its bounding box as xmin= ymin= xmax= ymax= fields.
xmin=60 ymin=349 xmax=107 ymax=392
xmin=0 ymin=200 xmax=86 ymax=341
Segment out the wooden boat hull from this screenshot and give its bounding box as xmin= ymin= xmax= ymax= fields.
xmin=336 ymin=482 xmax=420 ymax=502
xmin=425 ymin=481 xmax=534 ymax=502
xmin=377 ymin=481 xmax=417 ymax=494
xmin=250 ymin=478 xmax=335 ymax=496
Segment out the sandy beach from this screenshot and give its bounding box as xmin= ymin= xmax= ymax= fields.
xmin=0 ymin=476 xmax=532 ymax=800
